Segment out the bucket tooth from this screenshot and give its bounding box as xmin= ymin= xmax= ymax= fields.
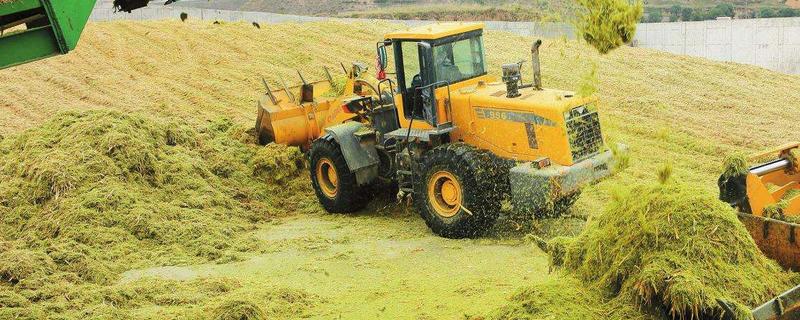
xmin=261 ymin=77 xmax=278 ymax=105
xmin=324 ymin=67 xmax=333 ymax=83
xmin=277 ymin=74 xmax=295 ymax=103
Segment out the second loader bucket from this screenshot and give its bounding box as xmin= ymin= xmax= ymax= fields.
xmin=738 ymin=213 xmax=800 ymax=271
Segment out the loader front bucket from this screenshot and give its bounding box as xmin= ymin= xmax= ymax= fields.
xmin=255 ymin=76 xmax=358 ymax=149
xmin=738 ymin=213 xmax=800 ymax=271
xmin=0 ymin=0 xmax=97 ymax=69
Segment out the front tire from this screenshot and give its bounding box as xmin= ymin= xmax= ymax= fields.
xmin=413 ymin=143 xmax=502 ymax=238
xmin=309 ymin=139 xmax=370 ymax=213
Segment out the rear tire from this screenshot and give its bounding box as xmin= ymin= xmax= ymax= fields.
xmin=413 ymin=143 xmax=503 ymax=238
xmin=309 ymin=139 xmax=370 ymax=213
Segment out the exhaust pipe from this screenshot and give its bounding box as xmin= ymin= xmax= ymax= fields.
xmin=531 ymin=39 xmax=543 ymax=91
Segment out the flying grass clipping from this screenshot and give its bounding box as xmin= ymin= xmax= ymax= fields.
xmin=574 ymin=0 xmax=643 ymax=54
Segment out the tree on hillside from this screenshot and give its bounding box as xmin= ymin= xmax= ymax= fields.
xmin=647 ymin=9 xmax=663 ymax=23
xmin=708 ymin=3 xmax=734 ymax=18
xmin=669 ymin=5 xmax=681 ymax=22
xmin=760 ymin=8 xmax=778 ymax=18
xmin=777 ymin=7 xmax=799 ymax=17
xmin=681 ymin=7 xmax=694 ymax=21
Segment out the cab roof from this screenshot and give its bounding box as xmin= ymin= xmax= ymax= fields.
xmin=384 ymin=22 xmax=484 ymax=40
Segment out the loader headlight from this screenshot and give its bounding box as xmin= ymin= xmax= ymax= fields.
xmin=531 ymin=157 xmax=551 ymax=169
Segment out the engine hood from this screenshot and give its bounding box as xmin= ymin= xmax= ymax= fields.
xmin=457 ymin=81 xmax=596 ymax=114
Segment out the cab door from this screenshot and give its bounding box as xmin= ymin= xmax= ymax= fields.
xmin=392 ymin=39 xmax=437 ymax=129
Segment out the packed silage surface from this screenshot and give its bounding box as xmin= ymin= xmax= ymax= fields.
xmin=541 ymin=181 xmax=795 ymax=320
xmin=0 ymin=110 xmax=319 ymax=318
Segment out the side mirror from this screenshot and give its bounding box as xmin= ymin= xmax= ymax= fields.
xmin=377 ymin=45 xmax=388 ymax=70
xmin=376 ymin=43 xmax=389 ymax=80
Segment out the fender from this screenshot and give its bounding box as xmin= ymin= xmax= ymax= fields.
xmin=323 ymin=122 xmax=379 ymax=186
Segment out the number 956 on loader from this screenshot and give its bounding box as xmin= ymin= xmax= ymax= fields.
xmin=255 ymin=23 xmax=626 ymax=238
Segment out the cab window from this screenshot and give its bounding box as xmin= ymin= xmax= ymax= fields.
xmin=433 ymin=35 xmax=486 ymax=85
xmin=401 ymin=41 xmax=421 ymax=89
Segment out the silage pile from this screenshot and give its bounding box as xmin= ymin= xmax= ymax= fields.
xmin=0 ymin=110 xmax=316 ymax=318
xmin=548 ymin=181 xmax=795 ymax=319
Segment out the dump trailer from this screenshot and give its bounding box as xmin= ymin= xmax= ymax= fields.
xmin=256 ymin=23 xmax=625 ymax=238
xmin=0 ymin=0 xmax=154 ymax=70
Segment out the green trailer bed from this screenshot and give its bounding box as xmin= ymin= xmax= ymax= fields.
xmin=0 ymin=0 xmax=151 ymax=69
xmin=0 ymin=0 xmax=97 ymax=69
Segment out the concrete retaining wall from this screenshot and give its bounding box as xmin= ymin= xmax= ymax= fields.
xmin=636 ymin=18 xmax=800 ymax=74
xmin=89 ymin=2 xmax=800 ymax=75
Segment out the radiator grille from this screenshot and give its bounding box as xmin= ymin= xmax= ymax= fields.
xmin=566 ymin=107 xmax=603 ymax=162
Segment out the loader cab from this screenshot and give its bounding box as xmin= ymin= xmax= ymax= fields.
xmin=381 ymin=23 xmax=488 ymax=127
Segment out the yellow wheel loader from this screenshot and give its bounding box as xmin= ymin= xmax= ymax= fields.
xmin=255 ymin=23 xmax=624 ymax=238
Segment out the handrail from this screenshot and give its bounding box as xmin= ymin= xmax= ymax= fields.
xmin=377 ymin=78 xmax=396 ymax=101
xmin=415 ymin=80 xmax=453 ymax=126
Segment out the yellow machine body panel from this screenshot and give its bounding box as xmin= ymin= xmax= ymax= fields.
xmin=393 ymin=75 xmax=599 ymax=165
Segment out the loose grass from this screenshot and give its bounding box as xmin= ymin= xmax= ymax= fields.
xmin=575 ymin=0 xmax=643 ymax=54
xmin=0 ymin=110 xmax=317 ymax=318
xmin=549 ymin=181 xmax=794 ymax=319
xmin=489 ymin=273 xmax=656 ymax=320
xmin=210 ymin=299 xmax=267 ymax=320
xmin=722 ymin=153 xmax=749 ymax=178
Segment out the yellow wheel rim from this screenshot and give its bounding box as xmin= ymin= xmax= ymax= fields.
xmin=316 ymin=158 xmax=338 ymax=198
xmin=428 ymin=171 xmax=462 ymax=218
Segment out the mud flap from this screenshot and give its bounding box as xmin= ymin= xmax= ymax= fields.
xmin=323 ymin=122 xmax=379 ymax=186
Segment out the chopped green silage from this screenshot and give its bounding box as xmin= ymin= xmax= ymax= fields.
xmin=549 ymin=181 xmax=794 ymax=319
xmin=656 ymin=162 xmax=673 ymax=184
xmin=489 ymin=273 xmax=655 ymax=320
xmin=574 ymin=0 xmax=643 ymax=54
xmin=0 ymin=110 xmax=317 ymax=318
xmin=764 ymin=188 xmax=800 ymax=224
xmin=210 ymin=298 xmax=267 ymax=320
xmin=322 ymin=74 xmax=348 ymax=98
xmin=577 ymin=62 xmax=599 ymax=97
xmin=722 ymin=153 xmax=750 ymax=179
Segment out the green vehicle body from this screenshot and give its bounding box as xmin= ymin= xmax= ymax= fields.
xmin=0 ymin=0 xmax=98 ymax=69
